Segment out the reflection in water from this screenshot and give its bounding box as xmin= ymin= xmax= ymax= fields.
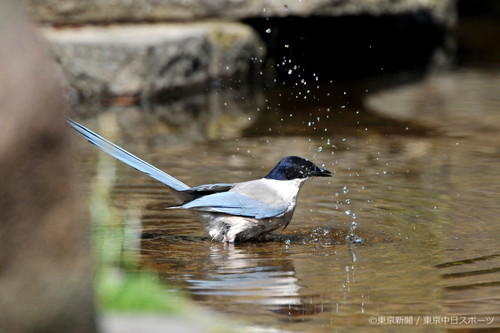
xmin=79 ymin=67 xmax=500 ymax=331
xmin=140 ymin=233 xmax=356 ymax=324
xmin=72 ymin=83 xmax=264 ymax=144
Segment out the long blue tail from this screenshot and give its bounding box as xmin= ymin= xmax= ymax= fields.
xmin=66 ymin=118 xmax=190 ymax=192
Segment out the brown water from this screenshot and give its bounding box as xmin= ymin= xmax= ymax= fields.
xmin=76 ymin=66 xmax=500 ymax=331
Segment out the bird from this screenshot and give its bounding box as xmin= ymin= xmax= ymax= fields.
xmin=66 ymin=118 xmax=332 ymax=242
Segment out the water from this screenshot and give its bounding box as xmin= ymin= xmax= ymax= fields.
xmin=75 ymin=65 xmax=500 ymax=331
xmin=71 ymin=27 xmax=500 ymax=329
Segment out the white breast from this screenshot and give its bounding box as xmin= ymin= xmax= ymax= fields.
xmin=230 ymin=178 xmax=307 ymax=210
xmin=202 ymin=178 xmax=308 ymax=242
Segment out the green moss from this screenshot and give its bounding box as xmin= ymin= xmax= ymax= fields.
xmin=96 ymin=269 xmax=187 ymax=314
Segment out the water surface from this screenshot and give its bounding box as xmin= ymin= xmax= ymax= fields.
xmin=77 ymin=67 xmax=500 ymax=331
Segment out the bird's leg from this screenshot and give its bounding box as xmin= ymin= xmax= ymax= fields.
xmin=223 ymin=229 xmax=237 ymax=243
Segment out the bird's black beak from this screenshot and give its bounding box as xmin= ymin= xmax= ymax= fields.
xmin=312 ymin=166 xmax=333 ymax=177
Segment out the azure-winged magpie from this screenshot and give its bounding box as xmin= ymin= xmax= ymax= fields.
xmin=67 ymin=118 xmax=332 ymax=242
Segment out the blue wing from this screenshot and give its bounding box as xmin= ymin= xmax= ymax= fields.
xmin=181 ymin=192 xmax=288 ymax=219
xmin=67 ymin=118 xmax=190 ymax=192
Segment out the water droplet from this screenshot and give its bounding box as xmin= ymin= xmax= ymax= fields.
xmin=265 ymin=28 xmax=271 ymax=34
xmin=352 ymin=236 xmax=363 ymax=244
xmin=317 ymin=146 xmax=323 ymax=152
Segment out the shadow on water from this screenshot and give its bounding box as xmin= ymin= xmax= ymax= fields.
xmin=76 ymin=17 xmax=500 ymax=332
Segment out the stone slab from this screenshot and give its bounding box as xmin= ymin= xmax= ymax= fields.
xmin=24 ymin=0 xmax=455 ymax=25
xmin=42 ymin=22 xmax=265 ymax=98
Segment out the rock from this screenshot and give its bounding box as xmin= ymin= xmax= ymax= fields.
xmin=42 ymin=22 xmax=265 ymax=99
xmin=0 ymin=1 xmax=96 ymax=332
xmin=364 ymin=69 xmax=500 ymax=137
xmin=24 ymin=0 xmax=455 ymax=26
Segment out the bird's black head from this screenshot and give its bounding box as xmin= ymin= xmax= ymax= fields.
xmin=265 ymin=156 xmax=333 ymax=180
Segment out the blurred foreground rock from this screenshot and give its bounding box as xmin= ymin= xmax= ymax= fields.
xmin=42 ymin=22 xmax=264 ymax=100
xmin=0 ymin=1 xmax=96 ymax=332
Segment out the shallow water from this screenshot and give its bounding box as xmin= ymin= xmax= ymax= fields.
xmin=76 ymin=65 xmax=500 ymax=331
